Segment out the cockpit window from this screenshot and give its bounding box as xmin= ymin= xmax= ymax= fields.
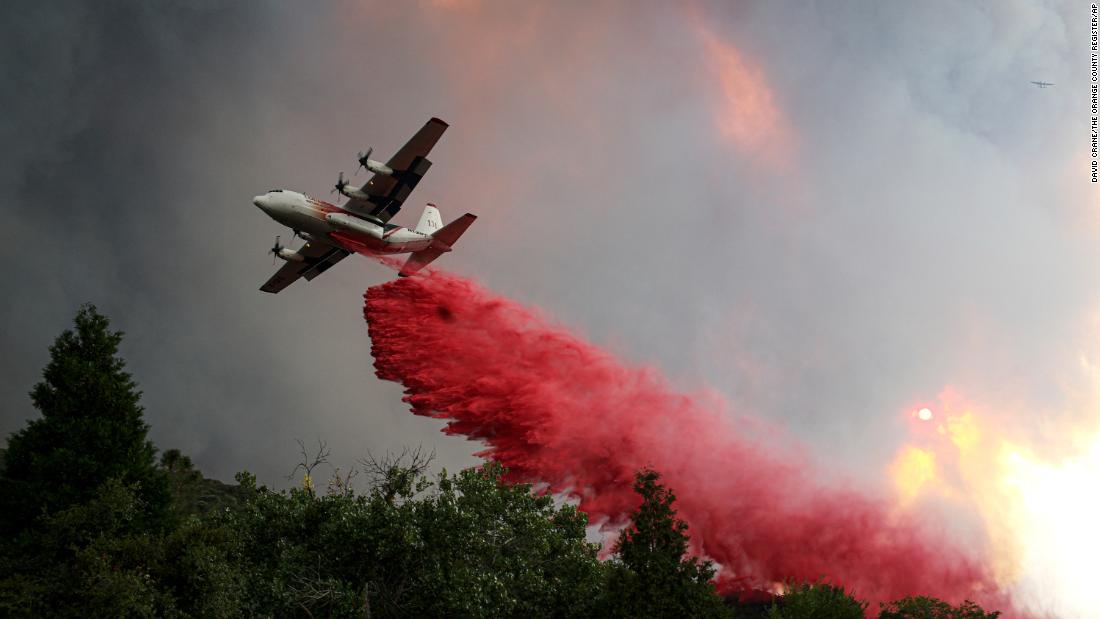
xmin=267 ymin=189 xmax=283 ymax=193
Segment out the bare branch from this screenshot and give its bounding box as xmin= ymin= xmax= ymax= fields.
xmin=358 ymin=445 xmax=436 ymax=504
xmin=287 ymin=437 xmax=331 ymax=496
xmin=326 ymin=465 xmax=360 ymax=496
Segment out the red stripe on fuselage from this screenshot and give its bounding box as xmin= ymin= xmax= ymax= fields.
xmin=330 ymin=231 xmax=379 ymax=256
xmin=307 ymin=198 xmax=343 ymax=215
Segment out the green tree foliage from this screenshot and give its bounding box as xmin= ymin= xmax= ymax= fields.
xmin=604 ymin=469 xmax=731 ymax=618
xmin=222 ymin=459 xmax=605 ymax=618
xmin=0 ymin=304 xmax=169 ymax=536
xmin=162 ymin=448 xmax=247 ymax=517
xmin=0 ymin=478 xmax=244 ymax=618
xmin=765 ymin=582 xmax=867 ymax=619
xmin=0 ymin=479 xmax=170 ymax=617
xmin=878 ymin=596 xmax=1000 ymax=619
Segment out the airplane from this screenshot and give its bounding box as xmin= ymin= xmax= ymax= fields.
xmin=1031 ymin=81 xmax=1054 ymax=88
xmin=252 ymin=117 xmax=476 ymax=293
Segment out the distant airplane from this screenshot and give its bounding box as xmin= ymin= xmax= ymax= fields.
xmin=1031 ymin=81 xmax=1054 ymax=88
xmin=252 ymin=117 xmax=477 ymax=293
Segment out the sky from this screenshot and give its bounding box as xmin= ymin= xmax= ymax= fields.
xmin=2 ymin=0 xmax=1098 ymax=611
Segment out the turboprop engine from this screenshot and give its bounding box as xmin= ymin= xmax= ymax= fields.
xmin=331 ymin=171 xmax=371 ymax=201
xmin=356 ymin=147 xmax=393 ymax=176
xmin=269 ymin=236 xmax=305 ymax=263
xmin=277 ymin=247 xmax=304 ymax=262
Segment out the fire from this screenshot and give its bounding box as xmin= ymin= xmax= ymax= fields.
xmin=891 ymin=446 xmax=936 ymax=506
xmin=890 ymin=391 xmax=1100 ymax=617
xmin=997 ymin=438 xmax=1100 ymax=615
xmin=944 ymin=411 xmax=981 ymax=452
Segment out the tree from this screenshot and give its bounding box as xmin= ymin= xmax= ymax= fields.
xmin=878 ymin=596 xmax=1000 ymax=619
xmin=604 ymin=469 xmax=731 ymax=618
xmin=162 ymin=448 xmax=246 ymax=517
xmin=765 ymin=582 xmax=866 ymax=619
xmin=411 ymin=462 xmax=605 ymax=617
xmin=0 ymin=479 xmax=174 ymax=617
xmin=0 ymin=304 xmax=169 ymax=537
xmin=220 ymin=459 xmax=607 ymax=618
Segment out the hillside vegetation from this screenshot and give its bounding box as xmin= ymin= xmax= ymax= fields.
xmin=0 ymin=305 xmax=1000 ymax=618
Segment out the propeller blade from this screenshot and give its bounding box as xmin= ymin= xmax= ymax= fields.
xmin=355 ymin=147 xmax=373 ymax=175
xmin=270 ymin=235 xmax=282 ymax=264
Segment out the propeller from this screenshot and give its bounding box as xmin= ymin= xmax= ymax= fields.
xmin=269 ymin=235 xmax=283 ymax=264
xmin=355 ymin=148 xmax=373 ymax=175
xmin=331 ymin=171 xmax=348 ymax=196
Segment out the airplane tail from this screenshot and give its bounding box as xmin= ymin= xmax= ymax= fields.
xmin=430 ymin=213 xmax=477 ymax=248
xmin=414 ymin=203 xmax=443 ymax=234
xmin=399 ymin=212 xmax=477 ymax=277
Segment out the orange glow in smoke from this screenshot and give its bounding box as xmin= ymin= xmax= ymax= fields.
xmin=891 ymin=445 xmax=936 ymax=506
xmin=692 ymin=20 xmax=794 ymax=169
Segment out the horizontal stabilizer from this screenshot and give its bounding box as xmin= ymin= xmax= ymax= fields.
xmin=399 ymin=248 xmax=446 ymax=277
xmin=399 ymin=212 xmax=477 ymax=276
xmin=430 ymin=213 xmax=477 ymax=248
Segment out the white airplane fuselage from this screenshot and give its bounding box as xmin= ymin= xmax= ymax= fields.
xmin=253 ymin=190 xmax=432 ymax=254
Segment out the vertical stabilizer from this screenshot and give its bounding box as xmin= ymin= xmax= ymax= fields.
xmin=414 ymin=203 xmax=443 ymax=234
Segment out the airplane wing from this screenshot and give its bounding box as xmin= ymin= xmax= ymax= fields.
xmin=345 ymin=117 xmax=448 ymax=224
xmin=260 ymin=241 xmax=351 ymax=294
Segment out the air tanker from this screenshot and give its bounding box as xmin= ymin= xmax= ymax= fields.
xmin=253 ymin=117 xmax=475 ymax=293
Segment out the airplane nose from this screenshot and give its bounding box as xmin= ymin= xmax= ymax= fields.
xmin=253 ymin=195 xmax=269 ymax=210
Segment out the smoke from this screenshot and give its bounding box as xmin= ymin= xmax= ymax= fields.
xmin=364 ymin=270 xmax=1015 ymax=611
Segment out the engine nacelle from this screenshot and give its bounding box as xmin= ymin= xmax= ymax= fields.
xmin=277 ymin=247 xmax=305 ymax=262
xmin=339 ymin=185 xmax=371 ymax=201
xmin=363 ymin=159 xmax=393 ymax=176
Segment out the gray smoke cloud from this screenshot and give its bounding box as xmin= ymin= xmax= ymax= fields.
xmin=1 ymin=6 xmax=1096 ymax=605
xmin=0 ymin=1 xmax=483 ymax=482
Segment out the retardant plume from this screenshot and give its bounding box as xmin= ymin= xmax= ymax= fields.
xmin=364 ymin=270 xmax=1012 ymax=611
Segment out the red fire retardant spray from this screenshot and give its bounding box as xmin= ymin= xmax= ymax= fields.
xmin=364 ymin=271 xmax=1013 ymax=613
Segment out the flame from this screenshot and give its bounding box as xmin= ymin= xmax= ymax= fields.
xmin=998 ymin=438 xmax=1100 ymax=613
xmin=945 ymin=411 xmax=981 ymax=453
xmin=890 ymin=391 xmax=1100 ymax=616
xmin=891 ymin=446 xmax=936 ymax=506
